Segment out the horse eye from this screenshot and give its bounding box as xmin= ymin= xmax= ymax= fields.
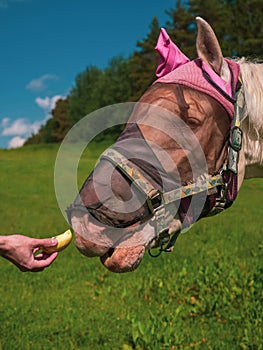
xmin=186 ymin=118 xmax=201 ymax=127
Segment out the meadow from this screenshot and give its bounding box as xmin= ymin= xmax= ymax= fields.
xmin=0 ymin=144 xmax=262 ymax=350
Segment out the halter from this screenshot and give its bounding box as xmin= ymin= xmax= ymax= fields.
xmin=99 ymin=83 xmax=245 ymax=256
xmin=66 ymin=76 xmax=245 ymax=257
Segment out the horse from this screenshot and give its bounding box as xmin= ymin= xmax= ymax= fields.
xmin=66 ymin=17 xmax=263 ymax=273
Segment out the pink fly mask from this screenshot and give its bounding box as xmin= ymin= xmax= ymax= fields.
xmin=154 ymin=28 xmax=240 ymax=118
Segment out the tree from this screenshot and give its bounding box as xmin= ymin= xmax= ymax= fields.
xmin=49 ymin=98 xmax=71 ymax=142
xmin=187 ymin=0 xmax=263 ymax=59
xmin=165 ymin=0 xmax=196 ymax=58
xmin=94 ymin=56 xmax=134 ymax=106
xmin=228 ymin=0 xmax=263 ymax=58
xmin=24 ymin=129 xmax=43 ymax=145
xmin=24 ymin=98 xmax=70 ymax=145
xmin=68 ymin=66 xmax=103 ymax=125
xmin=128 ymin=17 xmax=161 ymax=101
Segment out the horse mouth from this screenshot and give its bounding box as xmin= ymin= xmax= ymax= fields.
xmin=71 ymin=210 xmax=156 ymax=273
xmin=100 ymin=245 xmax=146 ymax=273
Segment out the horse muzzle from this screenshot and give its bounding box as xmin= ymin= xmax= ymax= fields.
xmin=71 ymin=210 xmax=157 ymax=273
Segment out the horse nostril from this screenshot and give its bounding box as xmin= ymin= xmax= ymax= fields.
xmin=107 ymin=247 xmax=115 ymax=257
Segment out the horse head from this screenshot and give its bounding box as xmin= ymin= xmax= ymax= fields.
xmin=66 ymin=17 xmax=263 ymax=273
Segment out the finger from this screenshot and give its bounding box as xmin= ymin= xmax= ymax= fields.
xmin=33 ymin=247 xmax=40 ymax=254
xmin=32 ymin=237 xmax=58 ymax=249
xmin=34 ymin=251 xmax=57 ymax=260
xmin=28 ymin=261 xmax=56 ymax=272
xmin=34 ymin=252 xmax=45 ymax=260
xmin=36 ymin=252 xmax=58 ymax=266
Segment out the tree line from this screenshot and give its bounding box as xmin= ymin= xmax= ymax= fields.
xmin=24 ymin=0 xmax=263 ymax=145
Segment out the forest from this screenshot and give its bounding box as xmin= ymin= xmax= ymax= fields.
xmin=24 ymin=0 xmax=263 ymax=145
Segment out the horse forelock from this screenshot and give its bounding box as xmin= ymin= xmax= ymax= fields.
xmin=238 ymin=58 xmax=263 ymax=137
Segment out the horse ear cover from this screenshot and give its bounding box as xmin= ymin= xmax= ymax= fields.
xmin=155 ymin=28 xmax=190 ymax=78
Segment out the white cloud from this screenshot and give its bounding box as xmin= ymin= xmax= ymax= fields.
xmin=26 ymin=74 xmax=58 ymax=92
xmin=1 ymin=116 xmax=47 ymax=148
xmin=1 ymin=95 xmax=62 ymax=137
xmin=1 ymin=94 xmax=63 ymax=148
xmin=8 ymin=136 xmax=26 ymax=148
xmin=1 ymin=117 xmax=9 ymax=128
xmin=2 ymin=118 xmax=29 ymax=136
xmin=1 ymin=117 xmax=44 ymax=137
xmin=35 ymin=95 xmax=62 ymax=111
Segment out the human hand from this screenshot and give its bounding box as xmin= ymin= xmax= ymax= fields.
xmin=1 ymin=235 xmax=58 ymax=272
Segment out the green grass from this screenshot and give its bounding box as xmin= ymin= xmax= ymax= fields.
xmin=0 ymin=144 xmax=262 ymax=350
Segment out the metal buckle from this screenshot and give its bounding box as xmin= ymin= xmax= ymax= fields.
xmin=147 ymin=190 xmax=163 ymax=213
xmin=229 ymin=126 xmax=243 ymax=152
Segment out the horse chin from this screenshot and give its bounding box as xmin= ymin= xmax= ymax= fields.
xmin=71 ymin=211 xmax=156 ymax=273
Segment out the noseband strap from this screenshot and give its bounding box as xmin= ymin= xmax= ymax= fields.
xmin=100 ymin=149 xmax=224 ymax=254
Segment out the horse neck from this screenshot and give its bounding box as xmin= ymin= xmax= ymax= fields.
xmin=238 ymin=59 xmax=263 ymax=178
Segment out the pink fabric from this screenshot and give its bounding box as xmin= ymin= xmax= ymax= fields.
xmin=154 ymin=28 xmax=240 ymax=119
xmin=154 ymin=58 xmax=240 ymax=118
xmin=201 ymin=60 xmax=233 ymax=97
xmin=155 ymin=28 xmax=190 ymax=78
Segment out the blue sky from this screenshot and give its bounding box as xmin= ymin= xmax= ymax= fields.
xmin=0 ymin=0 xmax=176 ymax=148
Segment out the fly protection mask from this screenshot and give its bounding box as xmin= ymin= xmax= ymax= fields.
xmin=67 ymin=28 xmax=245 ymax=256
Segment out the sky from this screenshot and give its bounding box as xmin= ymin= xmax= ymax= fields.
xmin=0 ymin=0 xmax=177 ymax=148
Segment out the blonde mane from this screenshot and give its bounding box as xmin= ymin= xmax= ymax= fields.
xmin=237 ymin=59 xmax=263 ymax=173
